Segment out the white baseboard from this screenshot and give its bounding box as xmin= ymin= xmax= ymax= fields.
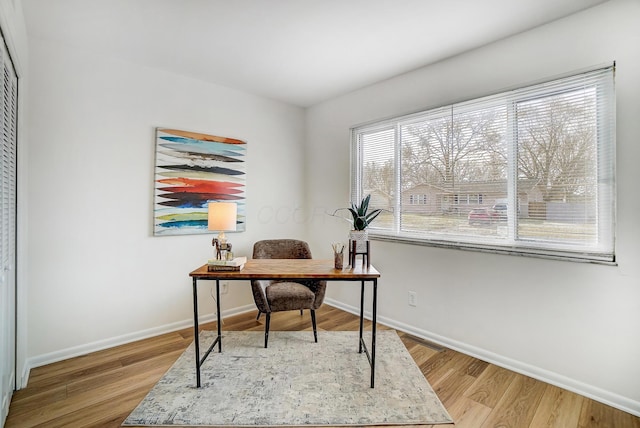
xmin=324 ymin=298 xmax=640 ymax=418
xmin=20 ymin=304 xmax=256 ymax=388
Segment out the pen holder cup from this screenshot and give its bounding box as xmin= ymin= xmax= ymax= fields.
xmin=334 ymin=250 xmax=344 ymax=269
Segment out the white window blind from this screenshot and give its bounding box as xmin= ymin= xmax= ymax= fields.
xmin=351 ymin=66 xmax=616 ymax=263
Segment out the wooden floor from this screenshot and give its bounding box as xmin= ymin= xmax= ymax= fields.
xmin=6 ymin=306 xmax=640 ymax=428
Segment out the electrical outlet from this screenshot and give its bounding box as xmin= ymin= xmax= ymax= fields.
xmin=221 ymin=282 xmax=229 ymax=295
xmin=408 ymin=291 xmax=417 ymax=307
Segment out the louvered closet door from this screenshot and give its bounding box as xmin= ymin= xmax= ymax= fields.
xmin=0 ymin=33 xmax=17 ymax=425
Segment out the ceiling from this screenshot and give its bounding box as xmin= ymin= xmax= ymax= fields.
xmin=22 ymin=0 xmax=607 ymax=107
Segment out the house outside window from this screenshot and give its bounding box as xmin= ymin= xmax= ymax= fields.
xmin=351 ymin=66 xmax=615 ymax=263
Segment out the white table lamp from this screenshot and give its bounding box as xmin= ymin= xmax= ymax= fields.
xmin=208 ymin=202 xmax=237 ymax=259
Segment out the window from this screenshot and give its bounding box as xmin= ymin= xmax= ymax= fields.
xmin=409 ymin=194 xmax=428 ymax=205
xmin=351 ymin=66 xmax=615 ymax=263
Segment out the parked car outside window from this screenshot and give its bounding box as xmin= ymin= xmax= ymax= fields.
xmin=468 ymin=208 xmax=497 ymax=225
xmin=492 ymin=203 xmax=508 ymax=220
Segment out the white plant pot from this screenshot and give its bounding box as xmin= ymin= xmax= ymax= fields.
xmin=349 ymin=230 xmax=369 ymax=253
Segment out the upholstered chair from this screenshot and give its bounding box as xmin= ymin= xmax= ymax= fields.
xmin=251 ymin=239 xmax=327 ymax=348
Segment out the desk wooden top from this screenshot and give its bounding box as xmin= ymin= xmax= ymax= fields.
xmin=190 ymin=259 xmax=380 ymax=280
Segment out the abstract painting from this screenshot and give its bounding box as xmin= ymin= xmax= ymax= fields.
xmin=154 ymin=128 xmax=246 ymax=236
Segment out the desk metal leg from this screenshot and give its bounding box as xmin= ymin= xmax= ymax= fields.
xmin=193 ymin=279 xmax=224 ymax=388
xmin=359 ymin=280 xmax=365 ymax=353
xmin=192 ymin=278 xmax=201 ymax=388
xmin=357 ymin=279 xmax=377 ymax=388
xmin=216 ymin=279 xmax=222 ymax=353
xmin=371 ymin=278 xmax=377 ymax=388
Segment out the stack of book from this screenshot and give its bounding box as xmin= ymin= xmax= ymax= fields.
xmin=207 ymin=256 xmax=247 ymax=272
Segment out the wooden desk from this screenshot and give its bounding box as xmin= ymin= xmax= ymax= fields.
xmin=189 ymin=259 xmax=381 ymax=388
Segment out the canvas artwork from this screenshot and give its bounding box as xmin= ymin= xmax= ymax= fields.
xmin=154 ymin=128 xmax=246 ymax=236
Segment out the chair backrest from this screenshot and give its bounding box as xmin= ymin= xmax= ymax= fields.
xmin=253 ymin=239 xmax=312 ymax=260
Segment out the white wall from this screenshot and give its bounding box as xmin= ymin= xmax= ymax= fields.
xmin=25 ymin=36 xmax=307 ymax=367
xmin=306 ymin=0 xmax=640 ymax=415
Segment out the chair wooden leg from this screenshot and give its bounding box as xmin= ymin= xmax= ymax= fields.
xmin=256 ymin=311 xmax=261 ymax=320
xmin=310 ymin=309 xmax=317 ymax=343
xmin=264 ymin=313 xmax=271 ymax=348
xmin=300 ymin=309 xmax=303 ymax=316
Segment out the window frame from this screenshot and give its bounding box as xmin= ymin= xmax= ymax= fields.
xmin=350 ymin=65 xmax=616 ymax=264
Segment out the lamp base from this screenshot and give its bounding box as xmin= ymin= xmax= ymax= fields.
xmin=212 ymin=238 xmax=233 ymax=260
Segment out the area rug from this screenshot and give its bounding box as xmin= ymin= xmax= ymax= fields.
xmin=123 ymin=330 xmax=452 ymax=427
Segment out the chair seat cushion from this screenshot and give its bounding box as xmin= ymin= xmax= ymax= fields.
xmin=266 ymin=282 xmax=315 ymax=312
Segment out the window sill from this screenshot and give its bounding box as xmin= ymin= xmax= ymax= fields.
xmin=369 ymin=232 xmax=617 ymax=266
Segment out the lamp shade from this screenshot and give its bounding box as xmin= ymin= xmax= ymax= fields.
xmin=208 ymin=202 xmax=237 ymax=231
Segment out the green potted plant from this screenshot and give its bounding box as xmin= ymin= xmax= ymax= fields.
xmin=347 ymin=194 xmax=383 ymax=231
xmin=332 ymin=194 xmax=384 ymax=252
